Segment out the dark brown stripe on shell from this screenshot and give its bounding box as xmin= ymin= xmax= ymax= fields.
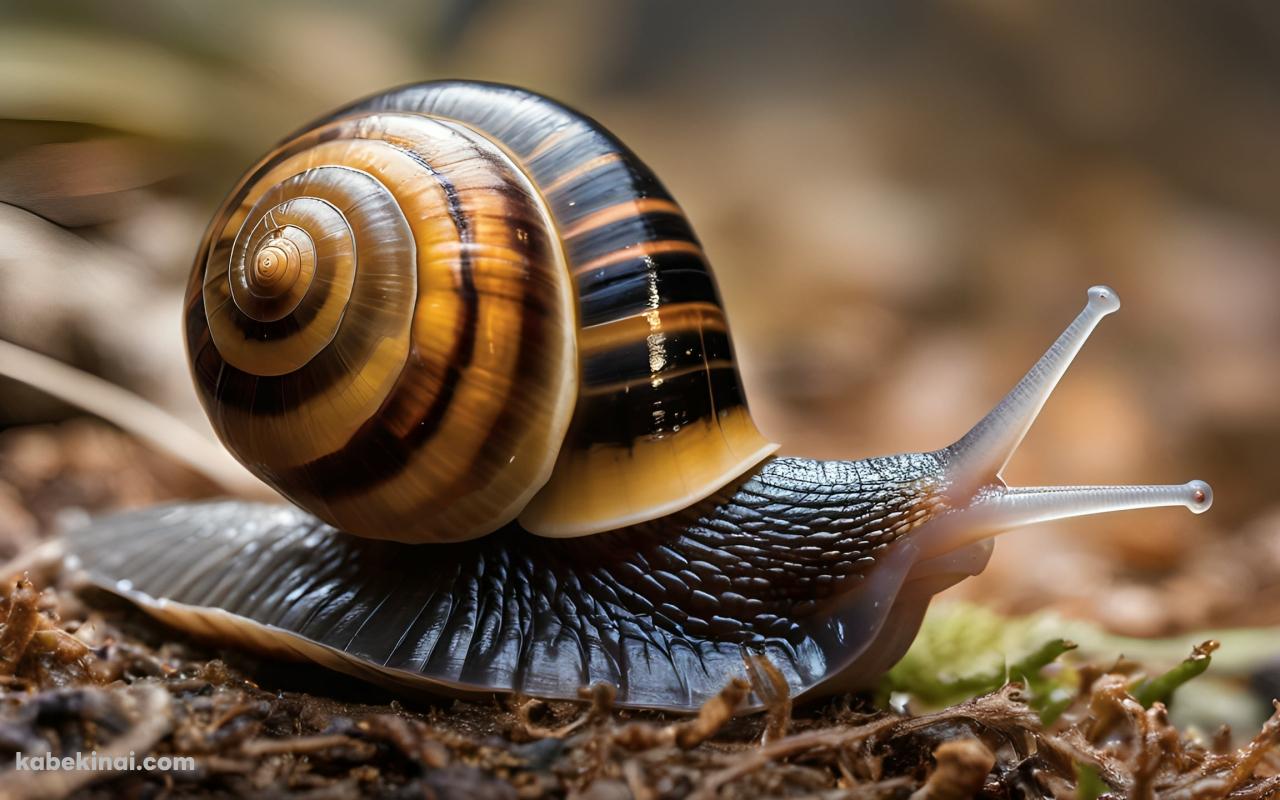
xmin=580 ymin=328 xmax=734 ymax=387
xmin=563 ymin=214 xmax=698 ymax=268
xmin=568 ymin=366 xmax=748 ymax=449
xmin=277 ymin=145 xmax=480 ymax=503
xmin=575 ymin=250 xmax=723 ymax=326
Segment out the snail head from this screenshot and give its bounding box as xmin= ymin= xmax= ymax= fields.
xmin=803 ymin=286 xmax=1213 ymax=695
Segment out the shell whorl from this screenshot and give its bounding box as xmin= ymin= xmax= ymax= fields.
xmin=188 ymin=81 xmax=777 ymax=542
xmin=188 ymin=112 xmax=578 ymax=542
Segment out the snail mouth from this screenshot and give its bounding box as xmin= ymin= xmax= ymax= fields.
xmin=910 ymin=285 xmax=1212 ymax=563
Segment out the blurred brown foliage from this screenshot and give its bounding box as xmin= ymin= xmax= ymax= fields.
xmin=0 ymin=0 xmax=1276 ymax=634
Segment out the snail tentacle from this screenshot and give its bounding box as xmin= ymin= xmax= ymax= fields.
xmin=946 ymin=285 xmax=1121 ymax=489
xmin=914 ymin=481 xmax=1213 ymax=563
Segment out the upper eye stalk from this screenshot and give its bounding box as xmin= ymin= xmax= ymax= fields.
xmin=916 ymin=285 xmax=1212 ymax=562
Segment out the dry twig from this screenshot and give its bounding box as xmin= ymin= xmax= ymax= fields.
xmin=909 ymin=739 xmax=995 ymax=800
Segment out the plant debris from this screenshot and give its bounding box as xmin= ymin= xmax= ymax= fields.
xmin=0 ymin=572 xmax=1274 ymax=799
xmin=1133 ymin=640 xmax=1219 ymax=709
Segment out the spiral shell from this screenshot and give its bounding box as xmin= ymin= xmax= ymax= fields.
xmin=187 ymin=81 xmax=777 ymax=542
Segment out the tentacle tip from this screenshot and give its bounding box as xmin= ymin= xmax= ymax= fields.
xmin=1087 ymin=285 xmax=1121 ymax=315
xmin=1184 ymin=479 xmax=1213 ymax=514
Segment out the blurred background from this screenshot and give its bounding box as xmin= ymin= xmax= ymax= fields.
xmin=0 ymin=0 xmax=1276 ymax=641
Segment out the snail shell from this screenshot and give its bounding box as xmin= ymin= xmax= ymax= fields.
xmin=187 ymin=80 xmax=776 ymax=542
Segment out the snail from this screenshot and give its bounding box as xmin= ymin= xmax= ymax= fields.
xmin=63 ymin=81 xmax=1212 ymax=712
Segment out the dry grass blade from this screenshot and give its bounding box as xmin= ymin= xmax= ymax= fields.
xmin=615 ymin=677 xmax=751 ymax=751
xmin=743 ymin=652 xmax=792 ymax=744
xmin=513 ymin=683 xmax=616 ymax=741
xmin=692 ymin=714 xmax=902 ymax=798
xmin=1228 ymin=702 xmax=1280 ymax=791
xmin=0 ymin=338 xmax=269 ymax=499
xmin=240 ymin=733 xmax=368 ymax=757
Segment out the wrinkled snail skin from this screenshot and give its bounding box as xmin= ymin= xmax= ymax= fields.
xmin=63 ymin=82 xmax=1214 ymax=712
xmin=67 ymin=454 xmax=955 ymax=710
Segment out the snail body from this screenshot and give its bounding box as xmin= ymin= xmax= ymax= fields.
xmin=65 ymin=82 xmax=1213 ymax=711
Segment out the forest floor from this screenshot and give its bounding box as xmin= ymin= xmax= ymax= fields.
xmin=0 ymin=421 xmax=1277 ymax=799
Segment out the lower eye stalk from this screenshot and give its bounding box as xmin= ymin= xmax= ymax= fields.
xmin=917 ymin=480 xmax=1212 ymax=561
xmin=973 ymin=479 xmax=1212 ymax=531
xmin=990 ymin=480 xmax=1213 ymax=519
